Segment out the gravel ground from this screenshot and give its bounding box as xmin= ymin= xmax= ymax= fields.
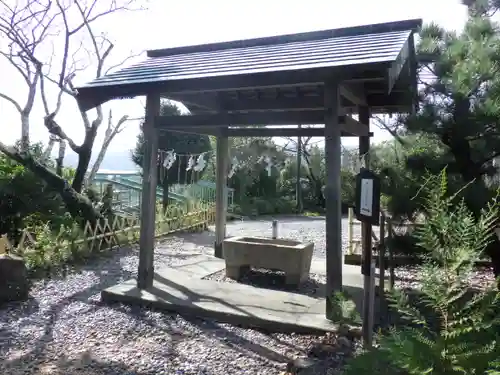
xmin=393 ymin=265 xmax=496 ymax=290
xmin=1 ymin=216 xmax=494 ymax=375
xmin=0 ymin=217 xmax=358 ymax=375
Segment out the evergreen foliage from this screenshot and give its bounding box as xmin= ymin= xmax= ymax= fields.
xmin=344 ymin=170 xmax=500 ymax=375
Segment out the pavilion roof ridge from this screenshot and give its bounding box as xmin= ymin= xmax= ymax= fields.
xmin=147 ymin=18 xmax=422 ymax=58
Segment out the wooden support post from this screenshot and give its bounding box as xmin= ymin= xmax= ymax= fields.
xmin=137 ymin=93 xmax=160 ymax=289
xmin=214 ymin=129 xmax=229 ymax=258
xmin=347 ymin=207 xmax=354 ymax=255
xmin=388 ymin=221 xmax=395 ymax=291
xmin=296 ymin=124 xmax=303 ymax=213
xmin=324 ymin=82 xmax=343 ymax=320
xmin=379 ymin=214 xmax=386 ymax=292
xmin=367 ymin=259 xmax=376 ymax=348
xmin=378 ymin=214 xmax=386 ymax=324
xmin=359 ymin=106 xmax=373 ymax=346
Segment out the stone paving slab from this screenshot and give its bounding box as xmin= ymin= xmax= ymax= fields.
xmin=170 ymin=254 xmax=225 ymax=278
xmin=102 ymin=248 xmax=387 ymax=333
xmin=102 ymin=267 xmax=341 ymax=333
xmin=100 ymin=259 xmax=385 ymax=334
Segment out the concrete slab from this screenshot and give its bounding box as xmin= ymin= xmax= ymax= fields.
xmin=170 ymin=254 xmax=225 ymax=278
xmin=102 ymin=267 xmax=343 ymax=333
xmin=101 ymin=256 xmax=388 ymax=334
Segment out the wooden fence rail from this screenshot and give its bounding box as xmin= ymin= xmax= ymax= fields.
xmin=0 ymin=203 xmax=216 ymax=271
xmin=346 ymin=207 xmax=425 ymax=292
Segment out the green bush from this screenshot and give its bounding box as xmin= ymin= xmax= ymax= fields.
xmin=344 ymin=170 xmax=500 ymax=375
xmin=387 ymin=233 xmax=427 ymax=258
xmin=233 ymin=197 xmax=297 ymax=217
xmin=0 ymin=144 xmax=67 ymax=241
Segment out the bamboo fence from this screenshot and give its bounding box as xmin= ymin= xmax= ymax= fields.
xmin=0 ymin=203 xmax=216 ymax=270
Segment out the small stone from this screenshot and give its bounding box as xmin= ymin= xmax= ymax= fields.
xmin=0 ymin=254 xmax=29 ymax=304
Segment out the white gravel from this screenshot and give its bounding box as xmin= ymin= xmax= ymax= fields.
xmin=393 ymin=265 xmax=495 ymax=290
xmin=0 ymin=217 xmax=357 ymax=375
xmin=2 ymin=216 xmax=492 ymax=375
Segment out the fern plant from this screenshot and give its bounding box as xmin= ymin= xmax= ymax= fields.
xmin=344 ymin=170 xmax=500 ymax=375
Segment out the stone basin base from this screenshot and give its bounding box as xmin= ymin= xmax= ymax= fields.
xmin=222 ymin=236 xmax=314 ymax=286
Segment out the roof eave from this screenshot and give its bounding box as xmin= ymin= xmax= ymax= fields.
xmin=147 ymin=18 xmax=422 ymax=58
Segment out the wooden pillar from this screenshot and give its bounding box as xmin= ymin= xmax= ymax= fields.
xmin=214 ymin=128 xmax=229 ymax=258
xmin=359 ymin=106 xmax=373 ymax=344
xmin=296 ymin=124 xmax=303 ymax=213
xmin=137 ymin=93 xmax=160 ymax=289
xmin=324 ymin=82 xmax=343 ymax=319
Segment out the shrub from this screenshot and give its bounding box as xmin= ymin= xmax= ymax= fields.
xmin=344 ymin=170 xmax=500 ymax=375
xmin=233 ymin=197 xmax=297 ymax=217
xmin=0 ymin=144 xmax=67 ymax=241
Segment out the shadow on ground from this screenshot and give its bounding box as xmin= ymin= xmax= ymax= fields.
xmin=0 ymin=243 xmax=311 ymax=374
xmin=169 ymin=230 xmax=216 ymax=249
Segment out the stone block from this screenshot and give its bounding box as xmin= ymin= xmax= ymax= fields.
xmin=223 ymin=236 xmax=314 ymax=286
xmin=0 ymin=254 xmax=29 ymax=304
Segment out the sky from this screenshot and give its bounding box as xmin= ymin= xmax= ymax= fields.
xmin=0 ymin=0 xmax=469 ymax=159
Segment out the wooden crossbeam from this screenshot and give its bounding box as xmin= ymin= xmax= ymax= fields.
xmin=340 ymin=84 xmax=367 ymax=106
xmin=165 ymin=126 xmax=374 ymax=137
xmin=155 ymin=110 xmax=369 ymax=136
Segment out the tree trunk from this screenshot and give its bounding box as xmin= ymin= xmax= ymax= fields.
xmin=42 ymin=136 xmax=57 ymax=162
xmin=86 ymin=132 xmax=112 ymax=185
xmin=20 ymin=113 xmax=30 ymax=151
xmin=86 ymin=111 xmax=128 ymax=186
xmin=55 ymin=140 xmax=66 ymax=176
xmin=72 ymin=128 xmax=97 ymax=193
xmin=0 ymin=142 xmax=102 ymax=225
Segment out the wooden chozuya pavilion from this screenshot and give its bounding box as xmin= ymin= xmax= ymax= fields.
xmin=76 ymin=19 xmax=421 ymax=319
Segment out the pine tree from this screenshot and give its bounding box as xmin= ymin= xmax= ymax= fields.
xmin=389 ymin=1 xmax=500 ymax=276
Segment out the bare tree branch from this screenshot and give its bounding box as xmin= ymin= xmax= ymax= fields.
xmin=1 ymin=0 xmax=146 ymax=193
xmin=104 ymin=50 xmax=144 ymax=74
xmin=372 ymin=115 xmax=407 ymax=145
xmin=41 ymin=134 xmax=57 ymax=161
xmin=0 ymin=92 xmax=22 ymax=113
xmin=86 ymin=109 xmax=130 ymax=183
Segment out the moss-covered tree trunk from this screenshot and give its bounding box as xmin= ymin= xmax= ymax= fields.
xmin=0 ymin=143 xmax=101 ymax=225
xmin=72 ymin=127 xmax=98 ymax=193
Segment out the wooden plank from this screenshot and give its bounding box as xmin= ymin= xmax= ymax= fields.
xmin=176 ymin=90 xmax=409 ymax=114
xmin=358 ymin=105 xmax=373 ymax=347
xmin=164 ymin=127 xmax=219 ymax=136
xmin=137 ymin=92 xmax=160 ymax=289
xmin=167 ymin=126 xmax=372 ymax=137
xmin=340 ymin=84 xmax=367 ymax=106
xmin=214 ymin=132 xmax=229 ymax=258
xmin=155 ymin=111 xmax=370 ymax=136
